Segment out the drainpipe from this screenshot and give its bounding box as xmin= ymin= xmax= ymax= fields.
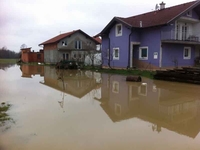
xmin=128 ymin=28 xmax=133 ymax=69
xmin=108 ymin=34 xmax=112 ymax=69
xmin=108 ymin=36 xmax=110 ymax=67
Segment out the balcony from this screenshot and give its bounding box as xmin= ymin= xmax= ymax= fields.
xmin=161 ymin=30 xmax=200 ymax=45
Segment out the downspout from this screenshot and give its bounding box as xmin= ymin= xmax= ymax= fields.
xmin=108 ymin=35 xmax=111 ymax=68
xmin=128 ymin=28 xmax=133 ymax=69
xmin=108 ymin=33 xmax=113 ymax=69
xmin=159 ymin=27 xmax=163 ymax=68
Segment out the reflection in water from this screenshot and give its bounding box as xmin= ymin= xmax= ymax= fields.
xmin=40 ymin=67 xmax=101 ymax=109
xmin=97 ymin=74 xmax=200 ymax=138
xmin=0 ymin=63 xmax=15 ymax=71
xmin=20 ymin=64 xmax=44 ymax=78
xmin=2 ymin=65 xmax=200 ymax=150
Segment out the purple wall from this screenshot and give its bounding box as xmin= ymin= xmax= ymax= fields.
xmin=133 ymin=27 xmax=161 ymax=67
xmin=162 ymin=44 xmax=195 ymax=67
xmin=109 ymin=24 xmax=131 ymax=68
xmin=102 ymin=35 xmax=109 ymax=67
xmin=183 ymin=9 xmax=199 ymax=20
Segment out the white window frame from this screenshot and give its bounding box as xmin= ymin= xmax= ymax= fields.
xmin=139 ymin=47 xmax=148 ymax=60
xmin=62 ymin=40 xmax=67 ymax=46
xmin=115 ymin=103 xmax=121 ymax=116
xmin=75 ymin=40 xmax=82 ymax=49
xmin=183 ymin=47 xmax=191 ymax=59
xmin=113 ymin=48 xmax=120 ymax=60
xmin=138 ymin=83 xmax=147 ymax=96
xmin=112 ymin=81 xmax=119 ymax=93
xmin=115 ymin=24 xmax=122 ymax=37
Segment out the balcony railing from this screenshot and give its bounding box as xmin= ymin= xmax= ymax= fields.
xmin=161 ymin=30 xmax=200 ymax=42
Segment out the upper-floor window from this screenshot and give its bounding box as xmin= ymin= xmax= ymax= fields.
xmin=75 ymin=40 xmax=82 ymax=49
xmin=62 ymin=40 xmax=67 ymax=46
xmin=116 ymin=24 xmax=122 ymax=36
xmin=183 ymin=47 xmax=191 ymax=59
xmin=187 ymin=10 xmax=192 ymax=17
xmin=113 ymin=48 xmax=120 ymax=60
xmin=139 ymin=47 xmax=148 ymax=60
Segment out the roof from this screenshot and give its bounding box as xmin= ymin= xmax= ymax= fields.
xmin=39 ymin=29 xmax=100 ymax=45
xmin=100 ymin=1 xmax=200 ymax=34
xmin=93 ymin=37 xmax=102 ymax=44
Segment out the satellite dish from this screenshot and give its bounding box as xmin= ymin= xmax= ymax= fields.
xmin=20 ymin=44 xmax=27 ymax=49
xmin=155 ymin=4 xmax=159 ymax=10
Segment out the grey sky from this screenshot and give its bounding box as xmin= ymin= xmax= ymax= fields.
xmin=0 ymin=0 xmax=193 ymax=52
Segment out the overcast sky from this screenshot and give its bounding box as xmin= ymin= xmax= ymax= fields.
xmin=0 ymin=0 xmax=193 ymax=52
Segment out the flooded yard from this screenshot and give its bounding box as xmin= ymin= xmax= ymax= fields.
xmin=0 ymin=64 xmax=200 ymax=150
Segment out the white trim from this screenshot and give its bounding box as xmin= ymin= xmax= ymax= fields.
xmin=115 ymin=103 xmax=121 ymax=116
xmin=183 ymin=47 xmax=191 ymax=59
xmin=113 ymin=47 xmax=120 ymax=60
xmin=115 ymin=24 xmax=122 ymax=37
xmin=139 ymin=47 xmax=148 ymax=60
xmin=138 ymin=83 xmax=147 ymax=96
xmin=112 ymin=81 xmax=119 ymax=93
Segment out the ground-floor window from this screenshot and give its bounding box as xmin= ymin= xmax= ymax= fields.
xmin=63 ymin=53 xmax=69 ymax=60
xmin=183 ymin=47 xmax=191 ymax=59
xmin=139 ymin=47 xmax=148 ymax=60
xmin=113 ymin=48 xmax=119 ymax=60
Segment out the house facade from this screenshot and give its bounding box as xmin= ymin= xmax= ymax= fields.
xmin=100 ymin=1 xmax=200 ymax=69
xmin=39 ymin=30 xmax=100 ymax=64
xmin=21 ymin=47 xmax=44 ymax=63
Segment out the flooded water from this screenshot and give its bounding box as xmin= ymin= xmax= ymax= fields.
xmin=0 ymin=64 xmax=200 ymax=150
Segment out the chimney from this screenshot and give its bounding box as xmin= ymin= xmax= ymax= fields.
xmin=160 ymin=2 xmax=166 ymax=10
xmin=140 ymin=21 xmax=143 ymax=27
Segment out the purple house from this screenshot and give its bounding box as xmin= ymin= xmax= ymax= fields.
xmin=99 ymin=1 xmax=200 ymax=69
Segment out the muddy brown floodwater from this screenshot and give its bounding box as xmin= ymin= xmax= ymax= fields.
xmin=0 ymin=64 xmax=200 ymax=150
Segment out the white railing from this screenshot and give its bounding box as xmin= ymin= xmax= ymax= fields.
xmin=161 ymin=30 xmax=200 ymax=42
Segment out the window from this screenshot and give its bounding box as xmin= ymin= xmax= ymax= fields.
xmin=139 ymin=47 xmax=148 ymax=60
xmin=187 ymin=10 xmax=192 ymax=17
xmin=62 ymin=40 xmax=67 ymax=46
xmin=63 ymin=53 xmax=69 ymax=60
xmin=116 ymin=24 xmax=122 ymax=36
xmin=112 ymin=81 xmax=119 ymax=93
xmin=138 ymin=83 xmax=147 ymax=96
xmin=183 ymin=47 xmax=191 ymax=59
xmin=115 ymin=104 xmax=121 ymax=116
xmin=75 ymin=40 xmax=82 ymax=49
xmin=113 ymin=48 xmax=119 ymax=60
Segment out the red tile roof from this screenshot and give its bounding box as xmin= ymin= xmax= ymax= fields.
xmin=118 ymin=1 xmax=197 ymax=28
xmin=39 ymin=29 xmax=101 ymax=45
xmin=93 ymin=37 xmax=102 ymax=44
xmin=39 ymin=30 xmax=79 ymax=45
xmin=100 ymin=0 xmax=200 ymax=35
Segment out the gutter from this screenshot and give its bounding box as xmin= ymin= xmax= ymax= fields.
xmin=108 ymin=35 xmax=111 ymax=68
xmin=128 ymin=28 xmax=134 ymax=69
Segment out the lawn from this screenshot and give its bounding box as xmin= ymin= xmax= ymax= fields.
xmin=0 ymin=59 xmax=18 ymax=63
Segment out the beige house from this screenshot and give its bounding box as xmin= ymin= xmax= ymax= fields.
xmin=39 ymin=29 xmax=101 ymax=64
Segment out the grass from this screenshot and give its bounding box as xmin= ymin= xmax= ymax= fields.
xmin=83 ymin=66 xmax=156 ymax=79
xmin=0 ymin=59 xmax=18 ymax=64
xmin=0 ymin=103 xmax=11 ymax=122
